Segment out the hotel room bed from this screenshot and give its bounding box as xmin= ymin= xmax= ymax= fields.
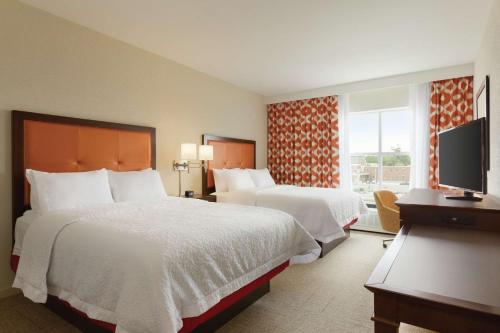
xmin=202 ymin=134 xmax=368 ymax=256
xmin=13 ymin=198 xmax=319 ymax=333
xmin=216 ymin=185 xmax=367 ymax=243
xmin=10 ymin=111 xmax=320 ymax=333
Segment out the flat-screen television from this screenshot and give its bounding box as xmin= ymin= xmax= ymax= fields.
xmin=438 ymin=118 xmax=487 ymax=200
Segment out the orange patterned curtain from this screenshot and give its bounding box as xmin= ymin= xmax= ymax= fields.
xmin=428 ymin=76 xmax=474 ymax=189
xmin=267 ymin=96 xmax=339 ymax=188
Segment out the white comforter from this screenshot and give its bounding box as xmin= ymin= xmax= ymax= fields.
xmin=217 ymin=185 xmax=368 ymax=243
xmin=13 ymin=198 xmax=320 ymax=333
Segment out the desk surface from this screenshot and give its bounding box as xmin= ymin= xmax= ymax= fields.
xmin=396 ymin=188 xmax=500 ymax=212
xmin=385 ymin=225 xmax=500 ymax=308
xmin=366 ymin=224 xmax=500 ymax=317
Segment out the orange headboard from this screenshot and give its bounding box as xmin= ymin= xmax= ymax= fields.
xmin=202 ymin=134 xmax=256 ymax=195
xmin=11 ymin=110 xmax=156 ymax=236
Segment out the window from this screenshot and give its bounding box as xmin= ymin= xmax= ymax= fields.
xmin=349 ymin=108 xmax=411 ymax=204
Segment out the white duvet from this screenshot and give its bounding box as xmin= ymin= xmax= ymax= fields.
xmin=217 ymin=185 xmax=368 ymax=243
xmin=13 ymin=198 xmax=320 ymax=333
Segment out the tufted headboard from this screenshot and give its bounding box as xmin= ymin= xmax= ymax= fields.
xmin=11 ymin=110 xmax=156 ymax=239
xmin=202 ymin=134 xmax=256 ymax=195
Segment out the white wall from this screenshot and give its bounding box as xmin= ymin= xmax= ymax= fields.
xmin=0 ymin=0 xmax=266 ymax=295
xmin=266 ymin=64 xmax=473 ymax=104
xmin=349 ymin=86 xmax=409 ymax=112
xmin=474 ymin=0 xmax=500 ymax=197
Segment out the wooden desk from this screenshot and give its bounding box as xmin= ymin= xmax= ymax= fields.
xmin=397 ymin=188 xmax=500 ymax=231
xmin=365 ymin=189 xmax=500 ymax=333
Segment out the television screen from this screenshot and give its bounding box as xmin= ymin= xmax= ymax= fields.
xmin=438 ymin=118 xmax=486 ymax=193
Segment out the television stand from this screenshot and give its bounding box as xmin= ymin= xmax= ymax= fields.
xmin=444 ymin=190 xmax=483 ymax=201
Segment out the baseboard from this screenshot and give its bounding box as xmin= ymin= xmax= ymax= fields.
xmin=0 ymin=287 xmax=21 ymax=299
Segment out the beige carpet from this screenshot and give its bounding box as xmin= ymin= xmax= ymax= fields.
xmin=0 ymin=231 xmax=432 ymax=332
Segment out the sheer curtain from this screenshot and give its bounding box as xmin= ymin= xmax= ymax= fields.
xmin=409 ymin=83 xmax=431 ymax=189
xmin=338 ymin=95 xmax=352 ymax=190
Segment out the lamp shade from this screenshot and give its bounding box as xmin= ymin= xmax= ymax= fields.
xmin=180 ymin=143 xmax=197 ymax=160
xmin=199 ymin=145 xmax=214 ymax=161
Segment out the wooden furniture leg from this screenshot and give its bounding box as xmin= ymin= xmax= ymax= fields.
xmin=372 ymin=293 xmax=400 ymax=333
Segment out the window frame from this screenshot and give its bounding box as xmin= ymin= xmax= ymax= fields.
xmin=349 ymin=106 xmax=411 ymax=200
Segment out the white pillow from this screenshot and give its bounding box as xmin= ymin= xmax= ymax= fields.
xmin=248 ymin=168 xmax=276 ymax=188
xmin=226 ymin=169 xmax=255 ymax=192
xmin=108 ymin=169 xmax=167 ymax=202
xmin=26 ymin=170 xmax=42 ymax=211
xmin=26 ymin=169 xmax=114 ymax=212
xmin=213 ymin=169 xmax=229 ymax=192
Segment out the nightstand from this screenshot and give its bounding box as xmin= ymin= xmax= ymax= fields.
xmin=182 ymin=194 xmax=216 ymax=202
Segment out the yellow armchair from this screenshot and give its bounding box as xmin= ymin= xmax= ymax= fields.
xmin=374 ymin=190 xmax=401 ymax=248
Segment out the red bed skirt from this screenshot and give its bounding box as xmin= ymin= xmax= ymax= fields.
xmin=344 ymin=218 xmax=358 ymax=229
xmin=11 ymin=254 xmax=288 ymax=332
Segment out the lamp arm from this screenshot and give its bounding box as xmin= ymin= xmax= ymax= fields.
xmin=173 ymin=160 xmax=189 ymax=170
xmin=188 ymin=161 xmax=202 ymax=168
xmin=178 ymin=170 xmax=182 ymax=197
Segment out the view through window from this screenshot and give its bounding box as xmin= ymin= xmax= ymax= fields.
xmin=349 ymin=108 xmax=411 ymax=205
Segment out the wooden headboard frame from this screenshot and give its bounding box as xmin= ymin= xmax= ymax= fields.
xmin=202 ymin=134 xmax=256 ymax=196
xmin=11 ymin=110 xmax=156 ymax=241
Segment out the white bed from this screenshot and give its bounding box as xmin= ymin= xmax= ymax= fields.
xmin=216 ymin=185 xmax=368 ymax=243
xmin=13 ymin=197 xmax=320 ymax=333
xmin=202 ymin=136 xmax=368 ymax=247
xmin=13 ymin=210 xmax=38 ymax=256
xmin=12 ymin=113 xmax=322 ymax=333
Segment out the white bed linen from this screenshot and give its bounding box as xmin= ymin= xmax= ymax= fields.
xmin=217 ymin=185 xmax=368 ymax=243
xmin=26 ymin=169 xmax=114 ymax=212
xmin=13 ymin=211 xmax=40 ymax=256
xmin=107 ymin=169 xmax=167 ymax=202
xmin=13 ymin=198 xmax=320 ymax=333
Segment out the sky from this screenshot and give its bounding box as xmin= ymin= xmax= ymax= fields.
xmin=349 ymin=109 xmax=411 ymax=154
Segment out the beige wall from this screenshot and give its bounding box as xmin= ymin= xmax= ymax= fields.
xmin=0 ymin=0 xmax=266 ymax=294
xmin=475 ymin=0 xmax=500 ymax=197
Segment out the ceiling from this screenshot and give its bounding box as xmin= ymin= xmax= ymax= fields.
xmin=20 ymin=0 xmax=493 ymax=96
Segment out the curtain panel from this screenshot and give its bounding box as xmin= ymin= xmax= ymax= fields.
xmin=267 ymin=96 xmax=340 ymax=188
xmin=428 ymin=76 xmax=474 ymax=189
xmin=338 ymin=95 xmax=352 ymax=190
xmin=410 ymin=83 xmax=431 ymax=189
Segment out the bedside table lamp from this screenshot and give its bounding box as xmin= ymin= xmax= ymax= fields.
xmin=173 ymin=143 xmax=213 ymax=197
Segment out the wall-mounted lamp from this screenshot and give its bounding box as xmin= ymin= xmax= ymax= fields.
xmin=172 ymin=143 xmax=197 ymax=172
xmin=198 ymin=145 xmax=213 ymax=171
xmin=173 ymin=143 xmax=213 ymax=196
xmin=182 ymin=143 xmax=198 ymax=160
